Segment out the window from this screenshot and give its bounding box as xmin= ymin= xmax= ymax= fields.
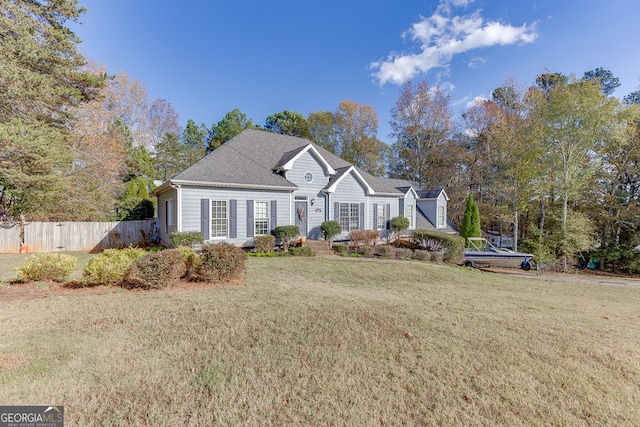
xmin=405 ymin=204 xmax=414 ymax=228
xmin=376 ymin=204 xmax=385 ymax=229
xmin=339 ymin=202 xmax=360 ymax=232
xmin=255 ymin=201 xmax=269 ymax=236
xmin=211 ymin=200 xmax=227 ymax=238
xmin=165 ymin=200 xmax=174 ymax=231
xmin=304 ymin=172 xmax=313 ymax=183
xmin=437 ymin=205 xmax=445 ymax=228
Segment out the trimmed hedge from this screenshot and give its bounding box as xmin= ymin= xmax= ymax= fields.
xmin=17 ymin=253 xmax=78 ymax=283
xmin=320 ymin=220 xmax=341 ymax=245
xmin=289 ymin=246 xmax=315 ymax=257
xmin=198 ymin=242 xmax=247 ymax=282
xmin=126 ymin=249 xmax=186 ymax=289
xmin=411 ymin=230 xmax=465 ymax=263
xmin=170 ymin=231 xmax=204 ymax=247
xmin=274 ymin=225 xmax=299 ymax=252
xmin=83 ymin=247 xmax=147 ymax=285
xmin=253 ymin=235 xmax=276 ymax=253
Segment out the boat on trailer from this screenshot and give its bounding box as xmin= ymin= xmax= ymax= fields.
xmin=463 ymin=237 xmax=534 ymax=270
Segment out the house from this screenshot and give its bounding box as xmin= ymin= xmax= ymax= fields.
xmin=153 ymin=129 xmax=456 ymax=246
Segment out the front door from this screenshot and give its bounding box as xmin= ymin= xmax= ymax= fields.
xmin=295 ymin=201 xmax=308 ymax=237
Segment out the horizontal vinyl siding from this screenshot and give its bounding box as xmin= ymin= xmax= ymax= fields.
xmin=286 ymin=150 xmax=331 ymax=239
xmin=330 ymin=172 xmax=368 ymax=239
xmin=156 ymin=188 xmax=177 ymax=246
xmin=180 ymin=186 xmax=291 ymax=246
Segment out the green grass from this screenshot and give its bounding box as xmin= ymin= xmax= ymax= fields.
xmin=0 ymin=256 xmax=639 ymax=425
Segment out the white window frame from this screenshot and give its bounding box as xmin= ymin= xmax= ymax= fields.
xmin=405 ymin=204 xmax=414 ymax=229
xmin=254 ymin=200 xmax=269 ymax=236
xmin=339 ymin=202 xmax=360 ymax=232
xmin=437 ymin=205 xmax=445 ymax=229
xmin=165 ymin=199 xmax=174 ymax=232
xmin=210 ymin=199 xmax=228 ymax=239
xmin=376 ymin=203 xmax=385 ymax=230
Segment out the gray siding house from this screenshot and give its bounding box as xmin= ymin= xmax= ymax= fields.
xmin=153 ymin=129 xmax=456 ymax=246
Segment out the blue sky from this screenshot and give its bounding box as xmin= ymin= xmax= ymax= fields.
xmin=71 ymin=0 xmax=640 ymax=144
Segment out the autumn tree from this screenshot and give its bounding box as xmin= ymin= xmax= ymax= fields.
xmin=0 ymin=0 xmax=105 ymax=220
xmin=334 ymin=99 xmax=386 ymax=176
xmin=148 ymin=98 xmax=182 ymax=149
xmin=265 ymin=110 xmax=311 ymax=138
xmin=530 ymin=77 xmax=618 ymax=271
xmin=388 ymin=80 xmax=455 ymax=189
xmin=207 ymin=108 xmax=259 ymax=152
xmin=307 ymin=111 xmax=337 ymax=152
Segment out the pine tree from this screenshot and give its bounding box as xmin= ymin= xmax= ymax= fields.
xmin=460 ymin=194 xmax=481 ymax=243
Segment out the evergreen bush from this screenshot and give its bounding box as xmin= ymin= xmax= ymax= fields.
xmin=16 ymin=253 xmax=78 ymax=283
xmin=198 ymin=242 xmax=247 ymax=282
xmin=412 ymin=230 xmax=465 ymax=263
xmin=289 ymin=246 xmax=315 ymax=257
xmin=170 ymin=231 xmax=204 ymax=247
xmin=253 ymin=235 xmax=276 ymax=253
xmin=83 ymin=247 xmax=147 ymax=285
xmin=126 ymin=249 xmax=186 ymax=289
xmin=320 ymin=220 xmax=342 ymax=245
xmin=274 ymin=225 xmax=299 ymax=251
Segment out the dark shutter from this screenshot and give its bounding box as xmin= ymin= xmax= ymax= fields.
xmin=246 ymin=200 xmax=254 ymax=238
xmin=373 ymin=203 xmax=378 ymax=229
xmin=270 ymin=200 xmax=277 ymax=232
xmin=385 ymin=203 xmax=391 ymax=229
xmin=229 ymin=199 xmax=237 ymax=238
xmin=399 ymin=199 xmax=405 ymax=217
xmin=359 ymin=202 xmax=365 ymax=230
xmin=334 ymin=202 xmax=340 ymax=222
xmin=200 ymin=199 xmax=210 ymax=240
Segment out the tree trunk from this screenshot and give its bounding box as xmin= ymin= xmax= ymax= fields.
xmin=562 ymin=193 xmax=568 ymax=273
xmin=513 ymin=199 xmax=518 ymax=252
xmin=539 ymin=200 xmax=545 ymax=234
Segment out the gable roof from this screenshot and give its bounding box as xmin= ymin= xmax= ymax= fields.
xmin=157 ymin=129 xmax=420 ymax=195
xmin=323 ymin=166 xmax=374 ymax=194
xmin=417 ymin=189 xmax=449 ymax=200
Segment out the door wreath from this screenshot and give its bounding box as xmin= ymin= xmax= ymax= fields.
xmin=297 ymin=206 xmax=304 ymax=220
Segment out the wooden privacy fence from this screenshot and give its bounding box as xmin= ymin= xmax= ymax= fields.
xmin=0 ymin=219 xmax=156 ymax=253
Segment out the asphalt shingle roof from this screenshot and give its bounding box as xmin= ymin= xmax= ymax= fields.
xmin=171 ymin=129 xmax=441 ymax=197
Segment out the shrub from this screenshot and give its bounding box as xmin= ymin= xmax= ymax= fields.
xmin=170 ymin=231 xmax=204 ymax=247
xmin=376 ymin=245 xmax=394 ymax=258
xmin=289 ymin=246 xmax=315 ymax=257
xmin=253 ymin=235 xmax=275 ymax=253
xmin=333 ymin=243 xmax=349 ymax=255
xmin=357 ymin=245 xmax=375 ymax=257
xmin=16 ymin=253 xmax=78 ymax=283
xmin=125 ymin=249 xmax=186 ymax=290
xmin=393 ymin=247 xmax=413 ymax=260
xmin=390 ymin=216 xmax=410 ymax=242
xmin=198 ymin=242 xmax=247 ymax=282
xmin=412 ymin=230 xmax=465 ymax=264
xmin=83 ymin=247 xmax=147 ymax=285
xmin=411 ymin=250 xmax=432 ymax=262
xmin=349 ymin=230 xmax=380 ymax=247
xmin=274 ymin=225 xmax=299 ymax=252
xmin=176 ymin=245 xmax=202 ymax=277
xmin=115 ymin=198 xmax=155 ymax=221
xmin=320 ymin=220 xmax=342 ymax=245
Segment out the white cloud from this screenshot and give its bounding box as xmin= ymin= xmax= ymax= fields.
xmin=467 ymin=56 xmax=486 ymax=68
xmin=370 ymin=1 xmax=537 ymax=86
xmin=466 ymin=95 xmax=488 ymax=108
